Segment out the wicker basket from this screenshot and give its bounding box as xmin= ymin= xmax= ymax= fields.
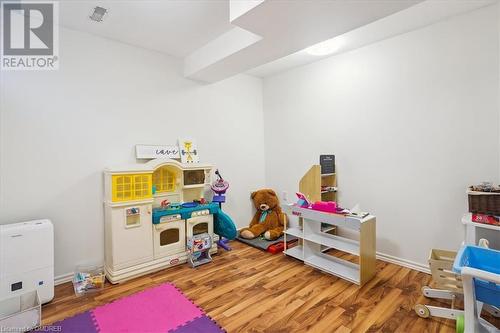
xmin=428 ymin=249 xmax=462 ymax=292
xmin=467 ymin=189 xmax=500 ymax=216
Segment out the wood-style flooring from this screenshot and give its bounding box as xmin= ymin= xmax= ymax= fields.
xmin=41 ymin=241 xmax=499 ymax=332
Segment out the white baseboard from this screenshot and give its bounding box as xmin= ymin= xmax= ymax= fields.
xmin=376 ymin=251 xmax=430 ymax=274
xmin=54 ymin=252 xmax=429 ymax=286
xmin=55 ymin=264 xmax=106 ymax=286
xmin=54 ymin=272 xmax=74 ymax=285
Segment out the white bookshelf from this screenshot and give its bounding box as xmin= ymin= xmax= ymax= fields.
xmin=283 ymin=204 xmax=376 ymax=285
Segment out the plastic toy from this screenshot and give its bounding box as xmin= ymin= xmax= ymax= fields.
xmin=295 ymin=192 xmax=310 ymax=208
xmin=267 ymin=239 xmax=298 ymax=254
xmin=170 ymin=202 xmax=181 ymax=209
xmin=181 ymin=202 xmax=198 ymax=208
xmin=452 ymin=245 xmax=500 ymax=333
xmin=471 ymin=214 xmax=500 ymax=226
xmin=73 ymin=270 xmax=105 ymax=296
xmin=415 ymin=247 xmax=500 ymax=332
xmin=187 ymin=233 xmax=212 ymax=267
xmin=104 ymin=158 xmax=237 ymax=284
xmin=311 ymin=201 xmax=337 ymax=213
xmin=210 ymin=169 xmax=234 ymax=250
xmin=295 ymin=192 xmax=339 ymax=213
xmin=213 ymin=208 xmax=237 ymax=249
xmin=320 ymin=186 xmax=337 ymax=192
xmin=211 ymin=170 xmax=229 ymax=204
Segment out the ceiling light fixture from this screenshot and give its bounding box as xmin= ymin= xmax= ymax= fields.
xmin=305 ymin=36 xmax=345 ymax=56
xmin=89 ymin=6 xmax=108 ymax=22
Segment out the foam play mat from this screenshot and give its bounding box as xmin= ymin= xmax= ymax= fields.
xmin=35 ymin=283 xmax=225 ymax=333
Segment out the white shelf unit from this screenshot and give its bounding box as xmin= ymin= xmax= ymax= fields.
xmin=285 ymin=227 xmax=303 ymax=238
xmin=462 ymin=213 xmax=500 ymax=249
xmin=283 ymin=204 xmax=376 ymax=285
xmin=306 ymin=253 xmax=360 ymax=284
xmin=284 ymin=245 xmax=304 ymax=261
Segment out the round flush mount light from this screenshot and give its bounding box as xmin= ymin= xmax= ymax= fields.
xmin=305 ymin=36 xmax=345 ymax=56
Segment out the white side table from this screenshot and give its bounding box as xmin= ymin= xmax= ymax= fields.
xmin=462 ymin=213 xmax=500 ymax=248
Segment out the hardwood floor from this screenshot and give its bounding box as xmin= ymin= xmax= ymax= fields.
xmin=42 ymin=242 xmax=499 ymax=332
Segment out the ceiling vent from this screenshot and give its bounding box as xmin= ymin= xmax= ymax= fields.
xmin=89 ymin=6 xmax=107 ymax=22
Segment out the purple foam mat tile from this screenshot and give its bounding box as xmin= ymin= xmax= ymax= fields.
xmin=169 ymin=315 xmax=226 ymax=333
xmin=32 ymin=283 xmax=226 ymax=333
xmin=34 ymin=311 xmax=98 ymax=333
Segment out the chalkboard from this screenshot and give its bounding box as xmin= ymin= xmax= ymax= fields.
xmin=320 ymin=155 xmax=335 ymax=174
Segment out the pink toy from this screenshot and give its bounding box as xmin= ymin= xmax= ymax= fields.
xmin=311 ymin=201 xmax=337 ymax=213
xmin=295 ymin=192 xmax=310 ymax=208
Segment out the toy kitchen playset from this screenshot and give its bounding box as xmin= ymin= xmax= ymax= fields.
xmin=104 ymin=157 xmax=236 ymax=284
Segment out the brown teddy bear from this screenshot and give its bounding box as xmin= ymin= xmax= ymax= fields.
xmin=240 ymin=189 xmax=285 ymax=240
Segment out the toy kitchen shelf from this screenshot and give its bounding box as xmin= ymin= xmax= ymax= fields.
xmin=283 ymin=204 xmax=376 ymax=285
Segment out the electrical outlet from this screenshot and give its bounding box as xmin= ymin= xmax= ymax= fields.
xmin=282 ymin=191 xmax=288 ymax=202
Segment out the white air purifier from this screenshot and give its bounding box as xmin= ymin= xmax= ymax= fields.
xmin=0 ymin=220 xmax=54 ymax=304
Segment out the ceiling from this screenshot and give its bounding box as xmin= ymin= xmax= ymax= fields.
xmin=184 ymin=0 xmax=422 ymax=82
xmin=247 ymin=0 xmax=498 ymax=77
xmin=60 ymin=0 xmax=234 ymax=57
xmin=58 ymin=0 xmax=497 ymax=82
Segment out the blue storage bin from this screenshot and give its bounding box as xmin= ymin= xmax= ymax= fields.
xmin=453 ymin=245 xmax=500 ymax=308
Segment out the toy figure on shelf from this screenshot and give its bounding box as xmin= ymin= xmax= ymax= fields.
xmin=187 ymin=233 xmax=212 ymax=268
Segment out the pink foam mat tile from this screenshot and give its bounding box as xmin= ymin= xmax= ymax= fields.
xmin=91 ymin=283 xmax=203 ymax=332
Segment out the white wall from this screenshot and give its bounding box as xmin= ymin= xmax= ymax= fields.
xmin=0 ymin=27 xmax=265 ymax=278
xmin=1 ymin=4 xmax=499 ymax=280
xmin=263 ymin=5 xmax=499 ymax=269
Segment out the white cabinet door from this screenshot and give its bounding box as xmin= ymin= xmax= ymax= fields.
xmin=110 ymin=204 xmax=154 ymax=269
